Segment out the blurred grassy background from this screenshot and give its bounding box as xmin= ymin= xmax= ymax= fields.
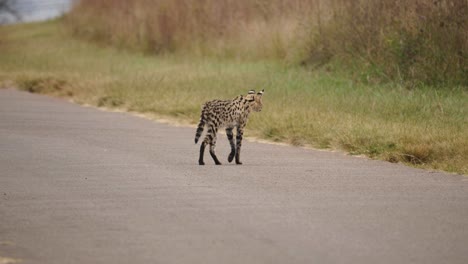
xmin=66 ymin=0 xmax=467 ymax=87
xmin=0 ymin=0 xmax=467 ymax=174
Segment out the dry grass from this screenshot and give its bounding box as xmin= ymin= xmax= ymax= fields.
xmin=66 ymin=0 xmax=467 ymax=86
xmin=66 ymin=0 xmax=311 ymax=59
xmin=305 ymin=0 xmax=468 ymax=87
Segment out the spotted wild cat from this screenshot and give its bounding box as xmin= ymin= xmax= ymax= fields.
xmin=195 ymin=89 xmax=264 ymax=165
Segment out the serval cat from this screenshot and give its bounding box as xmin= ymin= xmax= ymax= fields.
xmin=195 ymin=89 xmax=264 ymax=165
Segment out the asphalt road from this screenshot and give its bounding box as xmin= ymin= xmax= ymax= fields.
xmin=1 ymin=89 xmax=467 ymax=264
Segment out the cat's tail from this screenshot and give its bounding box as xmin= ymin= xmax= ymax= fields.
xmin=194 ymin=114 xmax=205 ymax=144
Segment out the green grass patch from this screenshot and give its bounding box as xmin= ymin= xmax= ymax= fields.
xmin=1 ymin=21 xmax=467 ymax=174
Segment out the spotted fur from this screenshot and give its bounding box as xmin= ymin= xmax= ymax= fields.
xmin=195 ymin=89 xmax=264 ymax=165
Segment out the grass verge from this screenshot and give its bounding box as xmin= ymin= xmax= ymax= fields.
xmin=67 ymin=0 xmax=467 ymax=87
xmin=1 ymin=20 xmax=467 ymax=174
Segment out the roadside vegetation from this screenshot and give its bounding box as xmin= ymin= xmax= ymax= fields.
xmin=0 ymin=0 xmax=467 ymax=174
xmin=67 ymin=0 xmax=467 ymax=87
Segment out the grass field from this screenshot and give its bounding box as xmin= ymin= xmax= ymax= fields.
xmin=67 ymin=0 xmax=467 ymax=87
xmin=0 ymin=20 xmax=467 ymax=174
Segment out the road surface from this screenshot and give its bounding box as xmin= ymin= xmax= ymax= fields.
xmin=1 ymin=89 xmax=467 ymax=264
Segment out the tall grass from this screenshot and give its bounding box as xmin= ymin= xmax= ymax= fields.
xmin=66 ymin=0 xmax=309 ymax=59
xmin=306 ymin=0 xmax=468 ymax=87
xmin=66 ymin=0 xmax=467 ymax=86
